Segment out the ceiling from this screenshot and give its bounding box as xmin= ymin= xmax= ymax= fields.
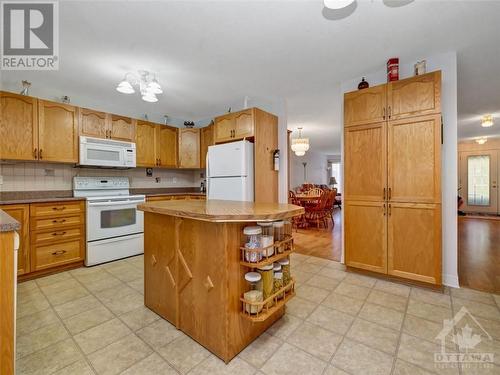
xmin=2 ymin=0 xmax=500 ymax=154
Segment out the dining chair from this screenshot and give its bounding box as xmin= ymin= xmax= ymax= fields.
xmin=304 ymin=190 xmax=329 ymax=229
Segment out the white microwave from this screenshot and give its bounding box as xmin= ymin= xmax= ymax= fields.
xmin=79 ymin=136 xmax=136 ymax=168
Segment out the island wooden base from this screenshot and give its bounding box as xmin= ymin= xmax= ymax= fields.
xmin=144 ymin=212 xmax=285 ymax=363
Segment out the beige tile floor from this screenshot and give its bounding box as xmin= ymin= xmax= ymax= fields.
xmin=16 ymin=253 xmax=500 ymax=375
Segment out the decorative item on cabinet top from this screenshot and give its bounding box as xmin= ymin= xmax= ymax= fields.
xmin=358 ymin=77 xmax=369 ymax=90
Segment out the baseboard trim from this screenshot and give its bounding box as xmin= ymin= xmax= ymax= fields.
xmin=443 ymin=273 xmax=459 ymax=288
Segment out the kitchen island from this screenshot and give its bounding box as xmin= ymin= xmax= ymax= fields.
xmin=138 ymin=199 xmax=304 ymax=363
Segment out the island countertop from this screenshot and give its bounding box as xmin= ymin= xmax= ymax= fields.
xmin=138 ymin=199 xmax=304 ymax=222
xmin=0 ymin=209 xmax=20 ymax=232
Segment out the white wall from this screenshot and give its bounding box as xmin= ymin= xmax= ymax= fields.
xmin=290 ymin=150 xmax=328 ymax=189
xmin=340 ymin=51 xmax=458 ymax=288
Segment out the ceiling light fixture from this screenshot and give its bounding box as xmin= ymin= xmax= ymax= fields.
xmin=291 ymin=127 xmax=310 ymax=157
xmin=324 ymin=0 xmax=355 ymax=10
xmin=481 ymin=114 xmax=494 ymax=128
xmin=475 ymin=137 xmax=487 ymax=145
xmin=116 ymin=71 xmax=162 ymax=103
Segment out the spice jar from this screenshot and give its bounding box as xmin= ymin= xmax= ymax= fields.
xmin=272 ymin=263 xmax=282 ymax=293
xmin=243 ymin=226 xmax=262 ymax=263
xmin=273 ymin=272 xmax=283 ymax=296
xmin=257 ymin=222 xmax=274 ymax=257
xmin=257 ymin=264 xmax=274 ymax=304
xmin=244 ymin=272 xmax=263 ymax=314
xmin=273 ymin=221 xmax=285 ymax=253
xmin=278 ymin=258 xmax=291 ymax=287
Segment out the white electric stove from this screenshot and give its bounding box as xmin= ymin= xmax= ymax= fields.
xmin=73 ymin=177 xmax=145 ymax=266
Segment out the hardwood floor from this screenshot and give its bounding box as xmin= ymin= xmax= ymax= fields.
xmin=293 ymin=208 xmax=342 ymax=261
xmin=459 ymin=216 xmax=500 ymax=293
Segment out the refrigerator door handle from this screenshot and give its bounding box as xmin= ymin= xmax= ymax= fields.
xmin=206 ymin=153 xmax=210 ymax=199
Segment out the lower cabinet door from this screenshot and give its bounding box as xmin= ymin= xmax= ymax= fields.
xmin=387 ymin=203 xmax=441 ymax=285
xmin=345 ymin=201 xmax=387 ymax=274
xmin=33 ymin=238 xmax=83 ymax=271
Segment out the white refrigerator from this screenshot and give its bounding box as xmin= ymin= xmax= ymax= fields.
xmin=206 ymin=140 xmax=254 ymax=201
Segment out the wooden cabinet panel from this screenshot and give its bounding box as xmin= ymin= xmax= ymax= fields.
xmin=200 ymin=124 xmax=214 ymax=168
xmin=178 ymin=128 xmax=200 ymax=169
xmin=387 ymin=71 xmax=441 ymax=120
xmin=136 ymin=121 xmax=158 ymax=167
xmin=0 ymin=204 xmax=30 ymax=275
xmin=388 ymin=115 xmax=441 ymax=203
xmin=31 ymin=214 xmax=83 ymax=231
xmin=234 ymin=109 xmax=254 ymax=139
xmin=31 ymin=201 xmax=84 ymax=217
xmin=214 ymin=115 xmax=235 ymax=143
xmin=157 ymin=125 xmax=178 ymax=168
xmin=388 ymin=203 xmax=441 ymax=285
xmin=0 ymin=92 xmax=38 ymax=161
xmin=79 ymin=108 xmax=108 ymax=139
xmin=144 ymin=214 xmax=177 ymax=323
xmin=344 ymin=122 xmax=387 ymax=201
xmin=32 ymin=239 xmax=83 ymax=272
xmin=345 ymin=201 xmax=387 ymax=274
xmin=32 ymin=227 xmax=82 ymax=244
xmin=177 ymin=219 xmax=227 ymax=356
xmin=109 ymin=115 xmax=136 ymax=142
xmin=344 ymin=85 xmax=386 ymax=127
xmin=38 ymin=100 xmax=79 ymax=163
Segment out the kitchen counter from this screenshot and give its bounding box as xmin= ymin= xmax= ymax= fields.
xmin=139 ymin=199 xmax=303 ymax=222
xmin=0 ymin=210 xmax=20 ymax=232
xmin=139 ymin=199 xmax=303 ymax=363
xmin=0 ymin=191 xmax=84 ymax=205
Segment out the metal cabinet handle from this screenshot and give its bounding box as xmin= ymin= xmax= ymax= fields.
xmin=382 ymin=107 xmax=386 ymax=120
xmin=383 ymin=203 xmax=386 ymax=216
xmin=383 ymin=188 xmax=386 ymax=200
xmin=52 ymin=219 xmax=66 ymax=224
xmin=52 ymin=206 xmax=66 ymax=211
xmin=388 ymin=187 xmax=392 ymax=200
xmin=39 ymin=149 xmax=43 ymax=159
xmin=388 ymin=204 xmax=392 ymax=216
xmin=52 ymin=231 xmax=67 ymax=236
xmin=52 ymin=250 xmax=67 ymax=256
xmin=388 ymin=106 xmax=391 ymax=119
xmin=33 ymin=148 xmax=38 ymax=159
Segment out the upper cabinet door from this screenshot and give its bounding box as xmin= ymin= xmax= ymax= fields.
xmin=344 ymin=122 xmax=387 ymax=202
xmin=388 ymin=114 xmax=441 ymax=204
xmin=178 ymin=128 xmax=200 ymax=168
xmin=344 ymin=85 xmax=387 ymax=127
xmin=79 ymin=108 xmax=108 ymax=139
xmin=157 ymin=125 xmax=178 ymax=168
xmin=136 ymin=121 xmax=157 ymax=167
xmin=234 ymin=109 xmax=254 ymax=139
xmin=38 ymin=100 xmax=79 ymax=163
xmin=0 ymin=92 xmax=38 ymax=161
xmin=214 ymin=115 xmax=235 ymax=143
xmin=387 ymin=71 xmax=441 ymax=120
xmin=109 ymin=115 xmax=136 ymax=142
xmin=200 ymin=124 xmax=214 ymax=169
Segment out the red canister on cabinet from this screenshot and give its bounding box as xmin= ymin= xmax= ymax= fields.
xmin=387 ymin=58 xmax=399 ymax=82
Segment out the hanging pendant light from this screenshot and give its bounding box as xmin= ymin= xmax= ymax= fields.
xmin=324 ymin=0 xmax=355 ymax=10
xmin=291 ymin=127 xmax=310 ymax=156
xmin=475 ymin=137 xmax=487 ymax=145
xmin=481 ymin=115 xmax=494 ymax=128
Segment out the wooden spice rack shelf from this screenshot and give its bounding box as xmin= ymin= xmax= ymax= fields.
xmin=239 ymin=235 xmax=293 ymax=268
xmin=240 ymin=278 xmax=295 ymax=322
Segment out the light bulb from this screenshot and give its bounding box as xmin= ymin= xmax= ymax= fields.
xmin=295 ymin=151 xmax=306 ymax=156
xmin=148 ymin=79 xmax=163 ymax=94
xmin=481 ymin=115 xmax=493 ymax=128
xmin=116 ymin=80 xmax=134 ymax=94
xmin=142 ymin=93 xmax=158 ymax=103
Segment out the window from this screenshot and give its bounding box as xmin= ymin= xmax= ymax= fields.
xmin=467 ymin=155 xmax=490 ymax=206
xmin=329 ymin=162 xmax=342 ymax=193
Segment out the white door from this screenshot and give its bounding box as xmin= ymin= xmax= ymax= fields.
xmin=208 ymin=176 xmax=253 ymax=201
xmin=459 ymin=151 xmax=498 ymax=214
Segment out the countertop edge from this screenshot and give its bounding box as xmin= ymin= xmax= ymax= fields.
xmin=0 ymin=209 xmax=21 ymax=232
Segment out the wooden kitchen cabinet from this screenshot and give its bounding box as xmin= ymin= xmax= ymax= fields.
xmin=387 ymin=71 xmax=441 ymax=121
xmin=387 ymin=203 xmax=441 ymax=285
xmin=38 ymin=100 xmax=79 ymax=163
xmin=344 ymin=84 xmax=387 ymax=127
xmin=344 ymin=122 xmax=386 ymax=202
xmin=157 ymin=125 xmax=178 ymax=168
xmin=388 ymin=114 xmax=441 ymax=204
xmin=178 ymin=128 xmax=200 ymax=168
xmin=79 ymin=108 xmax=108 ymax=139
xmin=0 ymin=204 xmax=30 ymax=276
xmin=200 ymin=124 xmax=214 ymax=168
xmin=0 ymin=91 xmax=38 ymax=161
xmin=136 ymin=120 xmax=158 ymax=167
xmin=109 ymin=115 xmax=136 ymax=142
xmin=214 ymin=109 xmax=255 ymax=143
xmin=344 ymin=201 xmax=387 ymax=274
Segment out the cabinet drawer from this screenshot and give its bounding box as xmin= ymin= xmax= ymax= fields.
xmin=33 ymin=239 xmax=83 ymax=271
xmin=31 ymin=201 xmax=84 ymax=217
xmin=31 ymin=214 xmax=83 ymax=231
xmin=32 ymin=227 xmax=83 ymax=244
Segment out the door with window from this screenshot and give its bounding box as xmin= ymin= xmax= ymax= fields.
xmin=459 ymin=151 xmax=498 ymax=214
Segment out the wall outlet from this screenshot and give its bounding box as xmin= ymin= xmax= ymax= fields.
xmin=172 ymin=177 xmax=177 ymax=184
xmin=155 ymin=177 xmax=161 ymax=183
xmin=146 ymin=168 xmax=153 ymax=177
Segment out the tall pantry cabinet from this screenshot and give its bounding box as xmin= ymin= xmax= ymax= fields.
xmin=344 ymin=71 xmax=442 ymax=286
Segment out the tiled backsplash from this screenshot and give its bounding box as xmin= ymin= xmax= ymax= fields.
xmin=0 ymin=162 xmax=204 ymax=192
